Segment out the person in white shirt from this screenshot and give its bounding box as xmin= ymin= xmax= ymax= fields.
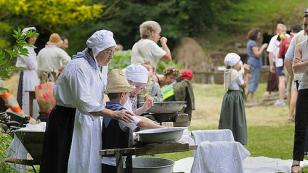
xmin=37 ymin=33 xmax=71 ymax=82
xmin=16 ymin=27 xmax=40 ymax=117
xmin=131 ymin=21 xmax=172 ymax=68
xmin=267 ymin=23 xmax=289 ymax=106
xmin=40 ymin=30 xmax=134 ymax=173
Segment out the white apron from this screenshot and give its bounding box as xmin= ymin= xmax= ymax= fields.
xmin=67 ymin=65 xmax=107 ymax=173
xmin=16 ymin=46 xmax=39 ymax=117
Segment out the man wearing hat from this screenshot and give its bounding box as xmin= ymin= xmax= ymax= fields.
xmin=102 ymin=69 xmax=161 ymax=173
xmin=40 ymin=30 xmax=134 ymax=173
xmin=37 ymin=33 xmax=71 ymax=82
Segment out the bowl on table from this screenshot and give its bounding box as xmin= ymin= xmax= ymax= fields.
xmin=136 ymin=127 xmax=184 ymax=143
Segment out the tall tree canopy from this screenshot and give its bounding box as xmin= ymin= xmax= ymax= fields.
xmin=0 ymin=0 xmax=103 ymax=48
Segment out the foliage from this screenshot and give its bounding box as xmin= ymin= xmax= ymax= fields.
xmin=109 ymin=50 xmax=132 ymax=70
xmin=109 ymin=50 xmax=180 ymax=73
xmin=0 ymin=0 xmax=103 ymax=31
xmin=218 ymin=0 xmax=306 ymax=32
xmin=0 ymin=29 xmax=38 ymax=80
xmin=0 ymin=0 xmax=104 ymax=79
xmin=0 ymin=133 xmax=17 ymax=173
xmin=98 ymin=0 xmax=241 ymax=49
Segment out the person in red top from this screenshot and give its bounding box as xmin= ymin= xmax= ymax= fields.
xmin=278 ymin=25 xmax=302 ymax=122
xmin=278 ymin=25 xmax=302 ymax=59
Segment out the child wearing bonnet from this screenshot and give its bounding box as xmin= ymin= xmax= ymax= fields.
xmin=218 ymin=53 xmax=249 ymax=145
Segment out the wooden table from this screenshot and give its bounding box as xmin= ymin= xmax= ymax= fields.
xmin=100 ymin=143 xmax=197 ymax=173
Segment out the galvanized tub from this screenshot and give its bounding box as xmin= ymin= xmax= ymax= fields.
xmin=14 ymin=131 xmax=44 ymax=162
xmin=141 ymin=101 xmax=186 ymax=114
xmin=132 ymin=157 xmax=174 ymax=173
xmin=136 ymin=127 xmax=184 ymax=143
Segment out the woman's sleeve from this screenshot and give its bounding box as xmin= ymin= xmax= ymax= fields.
xmin=16 ymin=54 xmax=37 ymax=70
xmin=68 ymin=67 xmax=104 ymax=114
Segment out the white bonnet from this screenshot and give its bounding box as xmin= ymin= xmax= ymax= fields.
xmin=224 ymin=53 xmax=241 ymax=67
xmin=125 ymin=64 xmax=149 ymax=84
xmin=86 ymin=30 xmax=116 ymax=58
xmin=22 ymin=27 xmax=36 ymax=36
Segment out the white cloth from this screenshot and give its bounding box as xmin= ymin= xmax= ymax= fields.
xmin=224 ymin=53 xmax=241 ymax=66
xmin=224 ymin=69 xmax=244 ymax=91
xmin=191 ymin=141 xmax=250 ymax=173
xmin=125 ymin=64 xmax=149 ymax=83
xmin=174 ymin=156 xmax=308 ymax=173
xmin=55 ymin=57 xmax=105 ymax=173
xmin=191 ymin=129 xmax=235 ymax=144
xmin=190 ymin=129 xmax=250 ymax=173
xmin=16 ymin=46 xmax=40 ymax=117
xmin=86 ymin=30 xmax=116 ymax=58
xmin=17 ymin=122 xmax=46 ymax=132
xmin=178 ymin=127 xmax=195 ymax=145
xmin=37 ymin=44 xmax=71 ymax=72
xmin=131 ymin=39 xmax=166 ymax=67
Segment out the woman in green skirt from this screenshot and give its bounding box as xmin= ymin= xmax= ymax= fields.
xmin=219 ymin=53 xmax=249 ymax=145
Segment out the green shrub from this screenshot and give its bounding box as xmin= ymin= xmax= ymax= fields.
xmin=0 ymin=133 xmax=17 ymax=173
xmin=109 ymin=50 xmax=181 ymax=74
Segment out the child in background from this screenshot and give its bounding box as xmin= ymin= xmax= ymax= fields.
xmin=219 ymin=53 xmax=249 ymax=145
xmin=102 ymin=69 xmax=161 ymax=173
xmin=138 ymin=62 xmax=163 ymax=103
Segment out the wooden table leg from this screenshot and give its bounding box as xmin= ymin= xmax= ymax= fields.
xmin=26 ymin=91 xmax=35 ymax=117
xmin=126 ymin=154 xmax=132 ymax=173
xmin=115 ymin=152 xmax=124 ymax=173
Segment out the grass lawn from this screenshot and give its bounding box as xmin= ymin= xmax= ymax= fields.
xmin=156 ymin=83 xmax=299 ymax=171
xmin=0 ymin=83 xmax=302 ymax=172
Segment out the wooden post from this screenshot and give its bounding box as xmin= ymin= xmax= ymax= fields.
xmin=115 ymin=152 xmax=124 ymax=173
xmin=126 ymin=155 xmax=133 ymax=173
xmin=26 ymin=91 xmax=35 ymax=117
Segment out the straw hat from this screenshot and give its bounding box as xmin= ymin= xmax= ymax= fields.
xmin=106 ymin=69 xmax=135 ymax=93
xmin=47 ymin=33 xmax=63 ymax=46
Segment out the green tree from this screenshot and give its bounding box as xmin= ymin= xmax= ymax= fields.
xmin=0 ymin=0 xmax=104 ymax=79
xmin=0 ymin=0 xmax=104 ymax=48
xmin=97 ymin=0 xmax=241 ymax=49
xmin=0 ymin=29 xmax=38 ymax=80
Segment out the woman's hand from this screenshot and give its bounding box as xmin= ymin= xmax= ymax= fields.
xmin=269 ymin=65 xmax=276 ymax=73
xmin=160 ymin=37 xmax=168 ymax=45
xmin=261 ymin=43 xmax=268 ymax=49
xmin=112 ymin=110 xmax=134 ymax=123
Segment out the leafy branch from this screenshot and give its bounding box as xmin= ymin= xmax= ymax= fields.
xmin=0 ymin=28 xmax=38 ymax=79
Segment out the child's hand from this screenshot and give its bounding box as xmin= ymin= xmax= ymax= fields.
xmin=243 ymin=64 xmax=250 ymax=74
xmin=142 ymin=96 xmax=154 ymax=112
